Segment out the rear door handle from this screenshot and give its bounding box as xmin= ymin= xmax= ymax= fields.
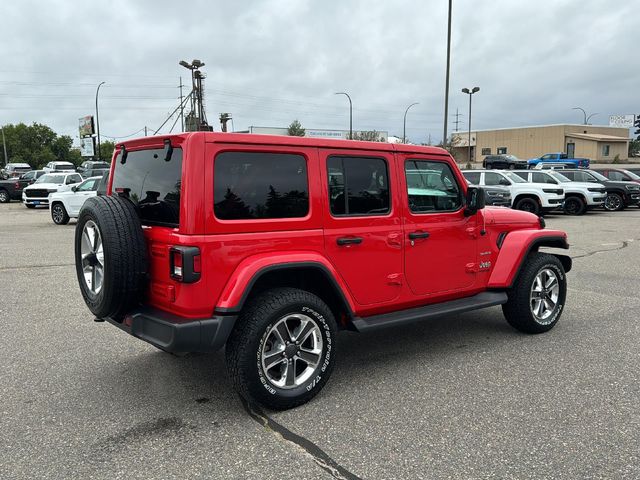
xmin=408 ymin=231 xmax=430 ymax=240
xmin=337 ymin=236 xmax=363 ymax=246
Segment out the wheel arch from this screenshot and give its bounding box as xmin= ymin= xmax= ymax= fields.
xmin=488 ymin=231 xmax=571 ymax=289
xmin=215 ymin=259 xmax=357 ymax=330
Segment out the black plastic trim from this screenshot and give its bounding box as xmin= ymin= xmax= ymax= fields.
xmin=106 ymin=307 xmax=236 ymax=353
xmin=508 ymin=235 xmax=570 ymax=288
xmin=214 ymin=262 xmax=354 ymax=317
xmin=351 ymin=291 xmax=508 ymax=332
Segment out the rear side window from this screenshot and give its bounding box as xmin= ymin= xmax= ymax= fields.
xmin=532 ymin=172 xmax=556 ymax=184
xmin=484 ymin=172 xmax=503 ymax=186
xmin=463 ymin=171 xmax=481 ymax=184
xmin=327 ymin=156 xmax=390 ymax=216
xmin=111 ymin=147 xmax=183 ymax=227
xmin=214 ymin=152 xmax=309 ymax=220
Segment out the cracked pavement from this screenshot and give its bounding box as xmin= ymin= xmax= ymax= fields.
xmin=1 ymin=203 xmax=639 ymax=479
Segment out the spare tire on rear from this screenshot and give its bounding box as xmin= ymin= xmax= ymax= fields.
xmin=74 ymin=195 xmax=148 ymax=320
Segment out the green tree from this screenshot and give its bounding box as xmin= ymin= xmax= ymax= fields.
xmin=0 ymin=122 xmax=83 ymax=169
xmin=629 ymin=138 xmax=640 ymax=158
xmin=287 ymin=119 xmax=306 ymax=137
xmin=98 ymin=140 xmax=115 ymax=162
xmin=352 ymin=130 xmax=384 ymax=142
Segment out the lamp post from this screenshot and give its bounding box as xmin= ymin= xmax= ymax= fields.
xmin=462 ymin=87 xmax=480 ymax=165
xmin=572 ymin=107 xmax=598 ymax=125
xmin=95 ymin=81 xmax=106 ymax=161
xmin=442 ymin=0 xmax=453 ymax=149
xmin=334 ymin=92 xmax=352 ymax=139
xmin=403 ymin=102 xmax=419 ymax=143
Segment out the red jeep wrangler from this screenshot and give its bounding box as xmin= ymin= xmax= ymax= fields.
xmin=75 ymin=132 xmax=571 ymax=409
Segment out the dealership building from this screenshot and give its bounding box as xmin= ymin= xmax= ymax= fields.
xmin=451 ymin=124 xmax=630 ymax=163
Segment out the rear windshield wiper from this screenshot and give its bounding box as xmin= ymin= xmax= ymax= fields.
xmin=163 ymin=139 xmax=174 ymax=162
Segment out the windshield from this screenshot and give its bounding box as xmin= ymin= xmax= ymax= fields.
xmin=548 ymin=171 xmax=571 ymax=182
xmin=36 ymin=174 xmax=66 ymax=184
xmin=622 ymin=170 xmax=640 ymax=180
xmin=504 ymin=172 xmax=526 ymax=183
xmin=588 ymin=170 xmax=608 ymax=181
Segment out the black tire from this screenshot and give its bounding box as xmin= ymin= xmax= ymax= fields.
xmin=508 ymin=164 xmax=515 ymax=170
xmin=502 ymin=252 xmax=567 ymax=334
xmin=25 ymin=203 xmax=36 ymax=209
xmin=0 ymin=189 xmax=9 ymax=203
xmin=603 ymin=193 xmax=624 ymax=212
xmin=514 ymin=197 xmax=540 ymax=215
xmin=74 ymin=195 xmax=147 ymax=320
xmin=51 ymin=202 xmax=70 ymax=225
xmin=563 ymin=196 xmax=586 ymax=215
xmin=226 ymin=287 xmax=337 ymax=410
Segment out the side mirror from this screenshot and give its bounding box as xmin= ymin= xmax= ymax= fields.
xmin=71 ymin=185 xmax=78 ymax=192
xmin=464 ymin=186 xmax=485 ymax=216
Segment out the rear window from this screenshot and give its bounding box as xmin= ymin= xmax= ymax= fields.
xmin=53 ymin=163 xmax=75 ymax=170
xmin=214 ymin=151 xmax=309 ymax=220
xmin=111 ymin=147 xmax=183 ymax=227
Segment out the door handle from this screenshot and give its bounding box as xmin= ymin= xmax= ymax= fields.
xmin=337 ymin=236 xmax=363 ymax=246
xmin=408 ymin=231 xmax=430 ymax=240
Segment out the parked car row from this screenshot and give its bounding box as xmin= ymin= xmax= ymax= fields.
xmin=463 ymin=167 xmax=640 ymax=215
xmin=482 ymin=153 xmax=591 ymax=170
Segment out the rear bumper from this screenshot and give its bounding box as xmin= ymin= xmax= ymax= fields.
xmin=107 ymin=307 xmax=237 ymax=354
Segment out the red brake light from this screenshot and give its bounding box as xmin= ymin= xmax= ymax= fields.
xmin=193 ymin=254 xmax=201 ymax=273
xmin=169 ymin=246 xmax=200 ymax=283
xmin=14 ymin=182 xmax=20 ymax=189
xmin=171 ymin=249 xmax=183 ymax=279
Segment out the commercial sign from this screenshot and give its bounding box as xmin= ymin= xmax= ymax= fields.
xmin=79 ymin=116 xmax=95 ymax=138
xmin=608 ymin=114 xmax=635 ymax=128
xmin=80 ymin=137 xmax=95 ymax=157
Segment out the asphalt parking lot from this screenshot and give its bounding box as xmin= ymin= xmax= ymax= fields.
xmin=1 ymin=202 xmax=639 ymax=480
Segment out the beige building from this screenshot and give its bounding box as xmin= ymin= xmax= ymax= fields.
xmin=452 ymin=124 xmax=630 ymax=164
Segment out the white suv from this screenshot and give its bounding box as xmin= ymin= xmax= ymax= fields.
xmin=22 ymin=172 xmax=83 ymax=208
xmin=512 ymin=170 xmax=605 ymax=215
xmin=49 ymin=176 xmax=100 ymax=224
xmin=462 ymin=170 xmax=564 ymax=216
xmin=43 ymin=161 xmax=76 ymax=173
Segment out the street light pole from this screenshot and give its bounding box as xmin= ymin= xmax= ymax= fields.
xmin=335 ymin=92 xmax=352 ymax=139
xmin=95 ymin=81 xmax=106 ymax=161
xmin=1 ymin=127 xmax=8 ymax=166
xmin=403 ymin=102 xmax=419 ymax=143
xmin=442 ymin=0 xmax=453 ymax=149
xmin=462 ymin=87 xmax=480 ymax=165
xmin=572 ymin=107 xmax=587 ymax=125
xmin=586 ymin=113 xmax=598 ymax=125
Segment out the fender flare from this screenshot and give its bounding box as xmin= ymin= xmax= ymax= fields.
xmin=214 ymin=252 xmax=356 ymax=316
xmin=487 ymin=230 xmax=570 ymax=288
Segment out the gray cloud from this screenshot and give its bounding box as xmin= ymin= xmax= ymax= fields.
xmin=1 ymin=0 xmax=637 ymax=145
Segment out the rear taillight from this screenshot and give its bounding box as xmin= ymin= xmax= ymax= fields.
xmin=14 ymin=182 xmax=20 ymax=189
xmin=169 ymin=246 xmax=201 ymax=283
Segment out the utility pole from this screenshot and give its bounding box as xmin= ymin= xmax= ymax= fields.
xmin=453 ymin=108 xmax=463 ymax=132
xmin=1 ymin=127 xmax=8 ymax=166
xmin=179 ymin=76 xmax=185 ymax=132
xmin=95 ymin=81 xmax=106 ymax=162
xmin=179 ymin=59 xmax=211 ymax=131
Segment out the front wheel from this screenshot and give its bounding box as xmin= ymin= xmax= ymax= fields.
xmin=603 ymin=193 xmax=624 ymax=212
xmin=226 ymin=288 xmax=337 ymax=410
xmin=502 ymin=252 xmax=567 ymax=334
xmin=563 ymin=196 xmax=586 ymax=215
xmin=51 ymin=203 xmax=70 ymax=225
xmin=514 ymin=197 xmax=540 ymax=216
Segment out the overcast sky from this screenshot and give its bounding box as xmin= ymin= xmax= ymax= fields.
xmin=1 ymin=0 xmax=637 ymax=145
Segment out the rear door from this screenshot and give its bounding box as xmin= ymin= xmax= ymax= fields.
xmin=320 ymin=149 xmax=403 ymax=306
xmin=401 ymin=155 xmax=477 ymax=296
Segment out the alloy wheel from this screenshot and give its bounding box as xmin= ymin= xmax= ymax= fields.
xmin=80 ymin=220 xmax=104 ymax=294
xmin=529 ymin=268 xmax=560 ymax=324
xmin=604 ymin=194 xmax=622 ymax=211
xmin=52 ymin=205 xmax=65 ymax=224
xmin=261 ymin=314 xmax=323 ymax=389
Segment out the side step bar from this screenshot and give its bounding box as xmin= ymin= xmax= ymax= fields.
xmin=351 ymin=291 xmax=508 ymax=333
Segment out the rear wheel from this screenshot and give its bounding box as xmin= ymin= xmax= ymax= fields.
xmin=51 ymin=202 xmax=70 ymax=225
xmin=603 ymin=193 xmax=624 ymax=212
xmin=0 ymin=189 xmax=9 ymax=203
xmin=226 ymin=288 xmax=337 ymax=410
xmin=563 ymin=196 xmax=586 ymax=215
xmin=514 ymin=197 xmax=540 ymax=215
xmin=503 ymin=252 xmax=567 ymax=334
